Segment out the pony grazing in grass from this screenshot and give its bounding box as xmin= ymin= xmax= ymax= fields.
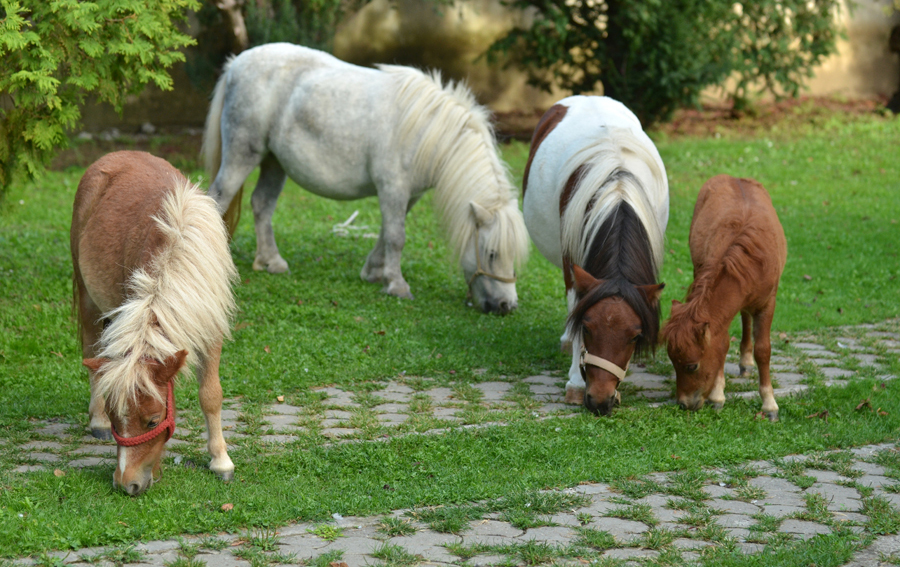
xmin=523 ymin=96 xmax=668 ymax=415
xmin=662 ymin=174 xmax=787 ymax=420
xmin=71 ymin=151 xmax=238 ymax=495
xmin=202 ymin=43 xmax=528 ymax=314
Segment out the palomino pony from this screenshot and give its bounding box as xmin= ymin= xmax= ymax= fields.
xmin=71 ymin=151 xmax=238 ymax=495
xmin=523 ymin=96 xmax=668 ymax=415
xmin=202 ymin=43 xmax=528 ymax=314
xmin=661 ymin=175 xmax=786 ymax=420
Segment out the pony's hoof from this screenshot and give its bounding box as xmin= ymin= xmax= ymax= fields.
xmin=739 ymin=365 xmax=753 ymax=378
xmin=215 ymin=469 xmax=234 ymax=482
xmin=766 ymin=411 xmax=779 ymax=422
xmin=565 ymin=387 xmax=584 ymax=405
xmin=91 ymin=427 xmax=112 ymax=440
xmin=253 ymin=257 xmax=289 ymax=273
xmin=710 ymin=401 xmax=724 ymax=412
xmin=384 ymin=281 xmax=413 ymax=299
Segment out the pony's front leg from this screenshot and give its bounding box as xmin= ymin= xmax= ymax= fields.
xmin=564 ymin=333 xmax=586 ymax=405
xmin=78 ymin=285 xmax=111 ymax=439
xmin=197 ymin=343 xmax=234 ymax=481
xmin=363 ymin=190 xmax=413 ymax=299
xmin=739 ymin=311 xmax=755 ymax=377
xmin=251 ymin=156 xmax=289 ymax=274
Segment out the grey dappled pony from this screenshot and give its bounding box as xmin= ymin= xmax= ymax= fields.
xmin=202 ymin=44 xmax=528 ymax=314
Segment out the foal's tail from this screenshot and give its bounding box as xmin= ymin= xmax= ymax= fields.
xmin=201 ymin=62 xmax=243 ymax=238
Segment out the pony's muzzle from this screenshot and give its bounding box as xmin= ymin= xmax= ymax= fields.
xmin=677 ymin=391 xmax=705 ymax=412
xmin=482 ymin=297 xmax=517 ymax=315
xmin=584 ymin=391 xmax=619 ymax=416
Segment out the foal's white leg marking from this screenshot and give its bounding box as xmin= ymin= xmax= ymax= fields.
xmin=198 ymin=347 xmax=234 ymax=481
xmin=760 ymin=383 xmax=778 ymax=417
xmin=251 ymin=156 xmax=289 ymax=273
xmin=709 ymin=367 xmax=726 ymax=410
xmin=565 ymin=332 xmax=586 ymax=405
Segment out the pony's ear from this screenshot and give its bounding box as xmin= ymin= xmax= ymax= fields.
xmin=151 ymin=350 xmax=188 ymax=382
xmin=572 ymin=264 xmax=601 ymax=297
xmin=700 ymin=322 xmax=711 ymax=346
xmin=638 ymin=283 xmax=665 ymax=306
xmin=469 ymin=201 xmax=493 ymax=227
xmin=82 ymin=358 xmax=110 ymax=372
xmin=671 ymin=299 xmax=682 ymax=307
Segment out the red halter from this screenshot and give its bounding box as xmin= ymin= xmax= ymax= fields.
xmin=111 ymin=380 xmax=176 ymax=447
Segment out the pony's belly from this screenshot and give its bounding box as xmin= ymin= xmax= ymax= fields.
xmin=523 ymin=183 xmax=563 ymax=269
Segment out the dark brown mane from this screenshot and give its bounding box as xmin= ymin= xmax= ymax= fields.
xmin=566 ymin=200 xmax=661 ymax=358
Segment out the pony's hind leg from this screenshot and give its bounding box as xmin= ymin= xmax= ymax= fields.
xmin=362 ymin=188 xmax=413 ymax=299
xmin=197 ymin=343 xmax=234 ymax=481
xmin=739 ymin=311 xmax=755 ymax=377
xmin=76 ymin=272 xmax=111 ymax=439
xmin=753 ymin=302 xmax=779 ymax=421
xmin=250 ymin=155 xmax=289 ymax=273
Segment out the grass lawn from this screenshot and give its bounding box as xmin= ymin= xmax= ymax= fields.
xmin=0 ymin=104 xmax=898 ymax=561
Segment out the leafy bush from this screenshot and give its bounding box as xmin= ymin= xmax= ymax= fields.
xmin=489 ymin=0 xmax=842 ymax=126
xmin=0 ymin=0 xmax=198 ymax=195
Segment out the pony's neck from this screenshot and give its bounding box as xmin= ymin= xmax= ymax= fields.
xmin=685 ymin=270 xmax=746 ymax=332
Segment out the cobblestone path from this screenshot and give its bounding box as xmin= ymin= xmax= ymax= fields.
xmin=5 ymin=323 xmax=900 ymax=566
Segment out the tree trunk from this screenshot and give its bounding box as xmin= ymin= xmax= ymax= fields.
xmin=213 ymin=0 xmax=249 ymax=54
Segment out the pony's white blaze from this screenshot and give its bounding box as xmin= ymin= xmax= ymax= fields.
xmin=202 ymin=43 xmax=528 ymax=312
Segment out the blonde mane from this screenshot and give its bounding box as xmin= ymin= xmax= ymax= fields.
xmin=559 ymin=128 xmax=667 ymax=274
xmin=94 ymin=180 xmax=238 ymax=417
xmin=383 ymin=65 xmax=529 ymax=266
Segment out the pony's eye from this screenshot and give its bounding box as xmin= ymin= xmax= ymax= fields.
xmin=147 ymin=419 xmax=159 ymax=430
xmin=684 ymin=363 xmax=699 ymax=373
xmin=630 ymin=334 xmax=643 ymax=344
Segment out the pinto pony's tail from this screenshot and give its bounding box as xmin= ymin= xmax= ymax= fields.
xmin=201 ymin=61 xmax=242 ymax=238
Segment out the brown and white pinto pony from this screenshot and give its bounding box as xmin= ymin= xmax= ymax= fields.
xmin=661 ymin=175 xmax=787 ymax=420
xmin=72 ymin=151 xmax=238 ymax=495
xmin=523 ymin=96 xmax=668 ymax=415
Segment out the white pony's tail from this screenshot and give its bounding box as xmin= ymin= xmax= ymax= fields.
xmin=560 ymin=127 xmax=668 ymax=274
xmin=201 ymin=58 xmax=242 ymax=235
xmin=201 ymin=64 xmax=229 ymax=182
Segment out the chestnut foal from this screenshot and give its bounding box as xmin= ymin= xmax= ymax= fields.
xmin=662 ymin=175 xmax=787 ymax=420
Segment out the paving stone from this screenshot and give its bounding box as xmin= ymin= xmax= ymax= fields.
xmin=820 ymin=367 xmax=856 ymax=379
xmin=701 ymin=483 xmax=733 ymax=498
xmin=426 ymin=388 xmax=454 ymax=404
xmin=70 ymin=445 xmax=116 ymax=456
xmin=672 ymin=538 xmax=710 ymax=550
xmin=793 ymin=343 xmax=829 ymax=352
xmin=21 ymin=441 xmax=64 ymax=451
xmin=725 ymin=527 xmax=752 ymax=541
xmin=779 ymin=519 xmax=831 ymax=539
xmin=548 ymin=513 xmax=581 ymax=527
xmin=467 ymin=519 xmax=522 ymax=538
xmin=572 ymin=482 xmax=612 ymax=495
xmin=321 ymin=428 xmax=356 ymax=438
xmin=319 ymin=536 xmax=381 ymax=555
xmin=68 ymin=457 xmax=109 ymax=468
xmin=736 ymin=542 xmax=766 ymax=554
xmin=634 ymin=494 xmax=669 ymax=508
xmin=855 ymin=474 xmax=895 ymax=490
xmin=708 ymin=499 xmax=761 ymax=515
xmin=716 ymin=513 xmax=755 ymax=529
xmin=387 ymin=531 xmax=459 ymax=564
xmin=807 ymin=483 xmax=861 ymax=512
xmin=464 ymin=554 xmax=507 ymax=566
xmin=475 ymin=382 xmax=512 ymax=399
xmin=852 ymin=353 xmax=879 ymax=367
xmin=529 ymin=384 xmax=561 ymax=395
xmin=832 ymin=512 xmax=868 ymax=524
xmin=749 ymin=476 xmax=803 ymax=493
xmin=602 ymin=548 xmax=658 ymax=560
xmin=757 ymin=505 xmax=806 ymax=518
xmin=377 ymin=413 xmax=408 ymax=424
xmin=261 ymin=435 xmax=299 ymax=444
xmin=520 ymin=526 xmax=574 ymax=543
xmin=523 ymin=375 xmax=558 ymax=386
xmin=537 ymin=403 xmax=571 ymax=412
xmin=587 ymin=517 xmax=648 ymax=540
xmin=34 ymin=422 xmax=72 ymax=436
xmin=804 ymin=469 xmax=848 ymax=483
xmin=270 ymin=403 xmax=302 ymax=415
xmin=851 ymin=461 xmax=887 ymax=476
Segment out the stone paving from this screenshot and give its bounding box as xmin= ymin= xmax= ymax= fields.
xmin=5 ymin=322 xmax=900 ymax=565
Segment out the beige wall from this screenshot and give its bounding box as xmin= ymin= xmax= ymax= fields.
xmin=80 ymin=0 xmax=900 ymax=131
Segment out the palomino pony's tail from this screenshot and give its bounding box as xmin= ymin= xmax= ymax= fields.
xmin=201 ymin=58 xmax=242 ymax=237
xmin=95 ymin=179 xmax=239 ymax=417
xmin=560 ymin=128 xmax=668 ymax=275
xmin=383 ymin=65 xmax=528 ymax=268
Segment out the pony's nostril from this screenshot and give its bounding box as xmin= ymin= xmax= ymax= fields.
xmin=125 ymin=482 xmax=143 ymax=496
xmin=677 ymin=401 xmax=687 ymax=411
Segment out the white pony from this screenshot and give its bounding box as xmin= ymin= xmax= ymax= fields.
xmin=523 ymin=96 xmax=669 ymax=415
xmin=202 ymin=43 xmax=528 ymax=314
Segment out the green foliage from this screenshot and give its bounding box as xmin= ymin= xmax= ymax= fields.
xmin=490 ymin=0 xmax=842 ymax=125
xmin=0 ymin=0 xmax=198 ymax=196
xmin=244 ymin=0 xmax=354 ymax=52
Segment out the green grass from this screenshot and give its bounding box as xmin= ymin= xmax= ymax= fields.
xmin=0 ymin=112 xmax=898 ymax=560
